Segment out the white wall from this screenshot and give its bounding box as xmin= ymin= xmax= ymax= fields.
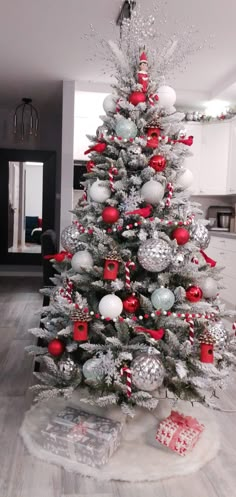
xmin=74 ymin=91 xmax=108 ymax=160
xmin=24 ymin=163 xmax=43 ymax=217
xmin=60 ymin=81 xmax=75 ymax=235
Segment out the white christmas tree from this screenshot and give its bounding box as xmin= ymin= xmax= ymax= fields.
xmin=28 ymin=8 xmax=236 ymax=415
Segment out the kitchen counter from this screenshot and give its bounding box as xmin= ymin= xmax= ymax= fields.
xmin=209 ymin=230 xmax=236 ymax=239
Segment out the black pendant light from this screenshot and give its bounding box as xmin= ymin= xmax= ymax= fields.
xmin=13 ymin=97 xmax=39 ymax=141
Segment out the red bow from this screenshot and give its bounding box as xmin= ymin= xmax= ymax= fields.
xmin=44 ymin=251 xmax=73 ymax=262
xmin=170 ymin=411 xmax=204 ymax=432
xmin=200 ymin=250 xmax=216 ymax=267
xmin=135 ymin=326 xmax=165 ymax=340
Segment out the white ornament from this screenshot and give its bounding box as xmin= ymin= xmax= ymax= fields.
xmin=98 ymin=294 xmax=123 ymax=318
xmin=71 ymin=250 xmax=93 ymax=273
xmin=141 ymin=180 xmax=164 ymax=205
xmin=89 ymin=180 xmax=111 ymax=203
xmin=199 ymin=277 xmax=218 ymax=298
xmin=103 ymin=94 xmax=116 ymax=114
xmin=157 ymin=85 xmax=176 ymax=108
xmin=177 ymin=169 xmax=194 ymax=189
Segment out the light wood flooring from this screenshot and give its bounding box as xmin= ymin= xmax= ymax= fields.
xmin=1 ymin=277 xmax=236 ymax=497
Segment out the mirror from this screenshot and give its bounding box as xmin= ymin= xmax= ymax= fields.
xmin=8 ymin=161 xmax=43 ymax=253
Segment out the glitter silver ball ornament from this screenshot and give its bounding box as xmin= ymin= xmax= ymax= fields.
xmin=138 ymin=238 xmax=172 ymax=272
xmin=115 ymin=118 xmax=137 ymax=139
xmin=61 ymin=225 xmax=80 ymax=254
xmin=58 ymin=358 xmax=81 ymax=382
xmin=131 ymin=352 xmax=165 ymax=391
xmin=207 ymin=321 xmax=228 ymax=349
xmin=190 ymin=222 xmax=210 ymax=249
xmin=82 ymin=358 xmax=104 ymax=382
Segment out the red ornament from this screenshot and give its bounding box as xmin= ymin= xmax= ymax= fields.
xmin=125 ymin=204 xmax=152 ymax=218
xmin=135 ymin=326 xmax=165 ymax=340
xmin=186 ymin=285 xmax=203 ymax=303
xmin=129 ymin=91 xmax=146 ymax=106
xmin=86 ymin=160 xmax=95 ymax=172
xmin=123 ymin=295 xmax=140 ymax=313
xmin=102 ymin=206 xmax=120 ymax=224
xmin=172 ymin=228 xmax=190 ymax=245
xmin=149 ymin=155 xmax=166 ymax=172
xmin=48 ymin=339 xmax=65 ymax=357
xmin=73 ymin=321 xmax=88 ymax=341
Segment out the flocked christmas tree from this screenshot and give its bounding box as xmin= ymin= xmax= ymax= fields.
xmin=28 ymin=8 xmax=236 ymax=415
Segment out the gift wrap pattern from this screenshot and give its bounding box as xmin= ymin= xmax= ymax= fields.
xmin=156 ymin=410 xmax=205 ymax=456
xmin=37 ymin=406 xmax=123 ymax=467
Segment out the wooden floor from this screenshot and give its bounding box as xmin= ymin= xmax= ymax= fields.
xmin=1 ymin=277 xmax=236 ymax=497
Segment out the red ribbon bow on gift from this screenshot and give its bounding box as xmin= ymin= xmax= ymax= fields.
xmin=44 ymin=251 xmax=73 ymax=262
xmin=170 ymin=411 xmax=204 ymax=432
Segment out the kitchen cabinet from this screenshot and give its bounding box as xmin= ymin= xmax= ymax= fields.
xmin=208 ymin=234 xmax=236 ymax=308
xmin=227 ymin=118 xmax=236 ymax=194
xmin=185 ymin=121 xmax=231 ymax=195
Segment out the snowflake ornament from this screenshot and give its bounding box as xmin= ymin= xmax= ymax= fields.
xmin=120 ymin=186 xmax=142 ymax=212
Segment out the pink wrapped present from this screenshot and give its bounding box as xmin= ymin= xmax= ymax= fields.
xmin=156 ymin=410 xmax=204 ymax=456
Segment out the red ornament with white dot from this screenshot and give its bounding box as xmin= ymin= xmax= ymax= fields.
xmin=123 ymin=294 xmax=140 ymax=313
xmin=186 ymin=285 xmax=203 ymax=303
xmin=149 ymin=155 xmax=166 ymax=172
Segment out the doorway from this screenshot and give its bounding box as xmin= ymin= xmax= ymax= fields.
xmin=0 ymin=149 xmax=56 ymax=265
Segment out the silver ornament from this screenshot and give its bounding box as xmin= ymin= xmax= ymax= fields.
xmin=190 ymin=222 xmax=210 ymax=249
xmin=61 ymin=225 xmax=81 ymax=253
xmin=171 ymin=252 xmax=185 ymax=269
xmin=131 ymin=351 xmax=165 ymax=392
xmin=138 ymin=238 xmax=172 ymax=272
xmin=207 ymin=321 xmax=228 ymax=349
xmin=58 ymin=358 xmax=82 ymax=382
xmin=82 ymin=358 xmax=104 ymax=382
xmin=96 ymin=125 xmax=107 ymax=138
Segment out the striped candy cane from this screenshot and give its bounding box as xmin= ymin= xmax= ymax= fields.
xmin=186 ymin=318 xmax=195 ymax=345
xmin=125 ymin=261 xmax=136 ymax=290
xmin=165 ymin=183 xmax=174 ymax=208
xmin=121 ymin=366 xmax=132 ymax=398
xmin=108 ymin=165 xmax=118 ymax=192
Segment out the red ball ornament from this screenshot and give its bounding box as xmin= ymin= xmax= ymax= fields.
xmin=48 ymin=339 xmax=65 ymax=357
xmin=172 ymin=228 xmax=190 ymax=245
xmin=102 ymin=206 xmax=120 ymax=224
xmin=129 ymin=91 xmax=146 ymax=106
xmin=86 ymin=160 xmax=95 ymax=173
xmin=186 ymin=285 xmax=203 ymax=303
xmin=123 ymin=294 xmax=140 ymax=313
xmin=149 ymin=155 xmax=166 ymax=172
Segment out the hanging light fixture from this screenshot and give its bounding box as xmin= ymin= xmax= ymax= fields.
xmin=13 ymin=97 xmax=39 ymax=141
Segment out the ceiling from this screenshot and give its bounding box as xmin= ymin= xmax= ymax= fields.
xmin=0 ymin=0 xmax=236 ymax=110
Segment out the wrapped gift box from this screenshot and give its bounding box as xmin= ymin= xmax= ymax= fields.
xmin=37 ymin=406 xmax=123 ymax=467
xmin=156 ymin=410 xmax=204 ymax=456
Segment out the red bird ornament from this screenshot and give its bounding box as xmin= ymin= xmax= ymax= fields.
xmin=125 ymin=204 xmax=153 ymax=218
xmin=84 ymin=142 xmax=107 ymax=155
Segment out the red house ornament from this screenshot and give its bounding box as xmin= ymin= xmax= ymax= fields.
xmin=145 ymin=116 xmax=161 ymax=148
xmin=199 ymin=331 xmax=215 ymax=363
xmin=70 ymin=308 xmax=91 ymax=342
xmin=103 ymin=249 xmax=122 ymax=281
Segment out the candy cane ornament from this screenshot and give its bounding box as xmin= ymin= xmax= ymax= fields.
xmin=125 ymin=261 xmax=136 ymax=290
xmin=186 ymin=318 xmax=194 ymax=345
xmin=165 ymin=182 xmax=174 ymax=208
xmin=108 ymin=165 xmax=118 ymax=192
xmin=121 ymin=366 xmax=132 ymax=398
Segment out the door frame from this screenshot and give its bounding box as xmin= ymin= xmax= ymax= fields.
xmin=0 ymin=148 xmax=56 ymax=265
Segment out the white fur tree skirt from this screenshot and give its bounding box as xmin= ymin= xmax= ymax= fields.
xmin=19 ymin=395 xmax=220 ymax=482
